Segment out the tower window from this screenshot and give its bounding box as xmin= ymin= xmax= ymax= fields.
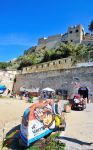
xmin=76 ymin=29 xmax=78 ymax=32
xmin=69 ymin=31 xmax=72 ymax=34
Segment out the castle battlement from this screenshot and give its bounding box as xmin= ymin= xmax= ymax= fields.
xmin=38 ymin=34 xmax=62 ymax=45
xmin=22 ymin=57 xmax=73 ymax=74
xmin=38 ymin=24 xmax=93 ymax=46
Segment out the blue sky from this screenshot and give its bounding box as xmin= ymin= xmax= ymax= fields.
xmin=0 ymin=0 xmax=93 ymax=62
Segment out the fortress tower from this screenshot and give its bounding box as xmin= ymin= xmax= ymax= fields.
xmin=37 ymin=24 xmax=93 ymax=47
xmin=67 ymin=24 xmax=84 ymax=43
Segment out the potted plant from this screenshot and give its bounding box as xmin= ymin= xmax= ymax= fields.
xmin=64 ymin=101 xmax=71 ymax=113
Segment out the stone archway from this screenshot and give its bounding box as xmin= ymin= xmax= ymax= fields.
xmin=78 ymin=86 xmax=88 ymax=99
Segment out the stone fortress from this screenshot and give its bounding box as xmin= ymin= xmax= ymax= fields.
xmin=13 ymin=25 xmax=93 ymax=96
xmin=1 ymin=24 xmax=93 ymax=98
xmin=37 ymin=24 xmax=93 ymax=50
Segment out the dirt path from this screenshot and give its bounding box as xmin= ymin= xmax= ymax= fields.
xmin=62 ymin=103 xmax=93 ymax=150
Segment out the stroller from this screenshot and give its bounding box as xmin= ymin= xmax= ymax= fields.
xmin=71 ymin=94 xmax=86 ymax=110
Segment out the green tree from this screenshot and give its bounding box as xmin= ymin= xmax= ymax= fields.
xmin=56 ymin=43 xmax=75 ymax=58
xmin=73 ymin=44 xmax=88 ymax=63
xmin=88 ymin=20 xmax=93 ymax=33
xmin=41 ymin=51 xmax=50 ymax=62
xmin=24 ymin=46 xmax=37 ymax=55
xmin=17 ymin=56 xmax=33 ymax=70
xmin=0 ymin=62 xmax=8 ymax=70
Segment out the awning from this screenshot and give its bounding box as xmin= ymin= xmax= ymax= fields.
xmin=42 ymin=87 xmax=55 ymax=92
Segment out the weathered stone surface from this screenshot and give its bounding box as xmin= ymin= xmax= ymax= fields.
xmin=14 ymin=66 xmax=93 ymax=97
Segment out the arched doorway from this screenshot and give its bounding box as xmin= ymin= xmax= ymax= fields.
xmin=78 ymin=87 xmax=88 ymax=99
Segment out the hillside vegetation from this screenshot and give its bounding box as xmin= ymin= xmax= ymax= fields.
xmin=0 ymin=43 xmax=93 ymax=70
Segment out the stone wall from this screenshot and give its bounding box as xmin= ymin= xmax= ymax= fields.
xmin=22 ymin=57 xmax=73 ymax=74
xmin=61 ymin=33 xmax=68 ymax=42
xmin=38 ymin=34 xmax=62 ymax=45
xmin=14 ymin=66 xmax=93 ymax=97
xmin=37 ymin=35 xmax=62 ymax=50
xmin=84 ymin=33 xmax=93 ymax=40
xmin=0 ymin=70 xmax=20 ymax=91
xmin=81 ymin=40 xmax=93 ymax=45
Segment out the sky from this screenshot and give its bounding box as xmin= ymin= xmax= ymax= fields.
xmin=0 ymin=0 xmax=93 ymax=62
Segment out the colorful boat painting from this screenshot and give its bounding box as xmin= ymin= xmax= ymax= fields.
xmin=0 ymin=85 xmax=6 ymax=94
xmin=20 ymin=100 xmax=57 ymax=147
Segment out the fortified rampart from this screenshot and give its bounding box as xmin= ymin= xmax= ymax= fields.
xmin=22 ymin=57 xmax=73 ymax=74
xmin=38 ymin=34 xmax=62 ymax=45
xmin=14 ymin=66 xmax=93 ymax=97
xmin=37 ymin=24 xmax=93 ymax=48
xmin=84 ymin=33 xmax=93 ymax=40
xmin=13 ymin=55 xmax=93 ymax=99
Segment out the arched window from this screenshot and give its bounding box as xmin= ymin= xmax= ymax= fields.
xmin=76 ymin=29 xmax=79 ymax=32
xmin=69 ymin=31 xmax=72 ymax=34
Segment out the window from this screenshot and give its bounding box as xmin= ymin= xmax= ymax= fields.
xmin=71 ymin=40 xmax=73 ymax=42
xmin=69 ymin=31 xmax=72 ymax=34
xmin=76 ymin=29 xmax=78 ymax=33
xmin=53 ymin=62 xmax=55 ymax=65
xmin=65 ymin=59 xmax=66 ymax=63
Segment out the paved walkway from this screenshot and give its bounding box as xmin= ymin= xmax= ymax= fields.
xmin=60 ymin=103 xmax=93 ymax=150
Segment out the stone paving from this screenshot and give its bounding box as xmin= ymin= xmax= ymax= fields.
xmin=61 ymin=103 xmax=93 ymax=150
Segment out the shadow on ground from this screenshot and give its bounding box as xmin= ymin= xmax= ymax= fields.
xmin=61 ymin=136 xmax=93 ymax=146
